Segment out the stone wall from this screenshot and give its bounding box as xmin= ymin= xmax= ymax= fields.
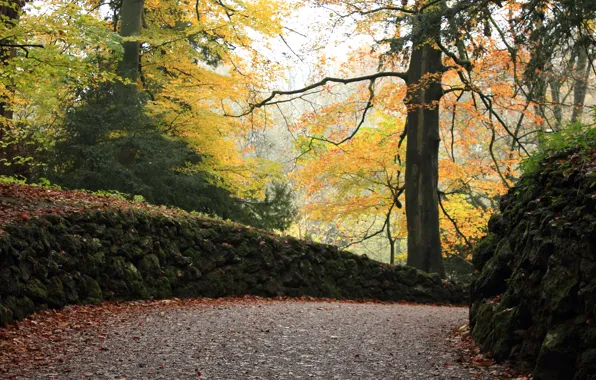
xmin=0 ymin=208 xmax=466 ymax=326
xmin=470 ymin=146 xmax=596 ymax=380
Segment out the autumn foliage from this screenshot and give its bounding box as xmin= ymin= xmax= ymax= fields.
xmin=0 ymin=0 xmax=594 ymax=274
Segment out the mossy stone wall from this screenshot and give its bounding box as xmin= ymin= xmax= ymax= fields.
xmin=0 ymin=209 xmax=465 ymax=326
xmin=470 ymin=148 xmax=596 ymax=380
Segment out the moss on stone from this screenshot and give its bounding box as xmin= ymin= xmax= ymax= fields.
xmin=138 ymin=254 xmax=162 ymax=277
xmin=0 ymin=304 xmax=13 ymax=325
xmin=23 ymin=278 xmax=48 ymax=302
xmin=0 ymin=267 xmax=19 ymax=295
xmin=0 ymin=196 xmax=466 ymax=328
xmin=5 ymin=296 xmax=35 ymax=320
xmin=82 ymin=276 xmax=103 ymax=304
xmin=46 ymin=277 xmax=66 ymax=308
xmin=470 ymin=142 xmax=596 ymax=379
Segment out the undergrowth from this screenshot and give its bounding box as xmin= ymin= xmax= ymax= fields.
xmin=520 ymin=122 xmax=596 ymax=175
xmin=0 ymin=175 xmax=144 ymax=202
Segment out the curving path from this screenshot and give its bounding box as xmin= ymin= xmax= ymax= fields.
xmin=1 ymin=300 xmax=486 ymax=380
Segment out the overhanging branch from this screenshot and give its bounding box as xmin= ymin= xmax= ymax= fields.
xmin=438 ymin=193 xmax=473 ymax=249
xmin=230 ymin=71 xmax=407 ymax=117
xmin=0 ymin=43 xmax=43 ymax=58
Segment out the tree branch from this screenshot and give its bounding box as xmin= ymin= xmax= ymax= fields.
xmin=0 ymin=43 xmax=43 ymax=58
xmin=230 ymin=71 xmax=407 ymax=117
xmin=438 ymin=193 xmax=473 ymax=249
xmin=0 ymin=43 xmax=43 ymax=48
xmin=344 ymin=5 xmax=416 ymax=16
xmin=304 ymin=80 xmax=376 ymax=146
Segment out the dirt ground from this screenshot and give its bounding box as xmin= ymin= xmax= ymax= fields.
xmin=0 ymin=300 xmax=492 ymax=379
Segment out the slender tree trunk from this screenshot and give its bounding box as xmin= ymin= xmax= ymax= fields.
xmin=386 ymin=212 xmax=395 ymax=264
xmin=533 ymin=78 xmax=547 ymax=131
xmin=116 ymin=0 xmax=144 ymax=100
xmin=549 ymin=78 xmax=562 ymax=130
xmin=571 ymin=42 xmax=589 ymax=123
xmin=404 ymin=20 xmax=446 ymax=278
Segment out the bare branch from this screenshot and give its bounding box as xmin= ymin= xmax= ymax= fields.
xmin=283 ymin=26 xmax=307 ymax=38
xmin=275 ymin=103 xmax=297 ymax=142
xmin=344 ymin=5 xmax=416 ymax=16
xmin=279 ymin=34 xmax=304 ymax=63
xmin=230 ymin=71 xmax=407 ymax=117
xmin=341 ymin=222 xmax=387 ymax=250
xmin=305 ymin=80 xmax=376 ymax=146
xmin=449 ymin=91 xmax=465 ymax=163
xmin=435 ymin=40 xmax=472 ymax=70
xmin=488 ymin=119 xmax=512 ymax=188
xmin=438 ymin=193 xmax=473 ymax=249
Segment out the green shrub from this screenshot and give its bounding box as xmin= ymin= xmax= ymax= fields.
xmin=521 ymin=122 xmax=596 ymax=175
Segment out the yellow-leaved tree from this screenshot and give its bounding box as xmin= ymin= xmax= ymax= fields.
xmin=293 ymin=115 xmax=407 ymax=263
xmin=115 ymin=0 xmax=291 ymax=198
xmin=1 ymin=0 xmax=293 ymax=209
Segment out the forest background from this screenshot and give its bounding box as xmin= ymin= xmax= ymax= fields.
xmin=0 ymin=0 xmax=594 ymax=280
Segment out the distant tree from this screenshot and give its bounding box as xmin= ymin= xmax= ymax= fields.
xmin=50 ymin=84 xmax=296 ymax=229
xmin=239 ymin=182 xmax=297 ymax=231
xmin=238 ymin=0 xmax=595 ymax=276
xmin=241 ymin=0 xmax=506 ymax=277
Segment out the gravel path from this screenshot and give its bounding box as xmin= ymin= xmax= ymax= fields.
xmin=7 ymin=301 xmax=477 ymax=380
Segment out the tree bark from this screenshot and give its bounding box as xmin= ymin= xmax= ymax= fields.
xmin=571 ymin=42 xmax=589 ymax=123
xmin=0 ymin=1 xmax=23 ymax=122
xmin=404 ymin=19 xmax=446 ymax=278
xmin=549 ymin=78 xmax=562 ymax=129
xmin=532 ymin=78 xmax=547 ymax=132
xmin=116 ymin=0 xmax=144 ymax=100
xmin=0 ymin=1 xmax=25 ymax=176
xmin=386 ymin=212 xmax=395 ymax=264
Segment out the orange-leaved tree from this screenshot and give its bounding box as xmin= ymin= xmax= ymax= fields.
xmin=235 ymin=0 xmax=556 ymax=277
xmin=293 ymin=114 xmax=407 ymax=263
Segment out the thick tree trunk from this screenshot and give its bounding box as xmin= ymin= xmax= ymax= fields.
xmin=116 ymin=0 xmax=144 ymax=100
xmin=404 ymin=27 xmax=446 ymax=278
xmin=0 ymin=1 xmax=22 ymax=122
xmin=0 ymin=1 xmax=24 ymax=176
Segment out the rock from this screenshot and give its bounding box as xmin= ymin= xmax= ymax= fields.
xmin=0 ymin=304 xmax=13 ymax=325
xmin=470 ymin=142 xmax=596 ymax=380
xmin=533 ymin=322 xmax=577 ymax=380
xmin=61 ymin=274 xmax=79 ymax=303
xmin=47 ymin=277 xmax=66 ymax=308
xmin=81 ymin=276 xmax=103 ymax=304
xmin=0 ymin=267 xmax=19 ymax=295
xmin=23 ymin=278 xmax=48 ymax=302
xmin=0 ymin=191 xmax=467 ymax=327
xmin=138 ymin=254 xmax=162 ymax=277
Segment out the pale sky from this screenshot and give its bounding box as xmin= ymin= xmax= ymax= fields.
xmin=265 ymin=4 xmax=377 ymax=91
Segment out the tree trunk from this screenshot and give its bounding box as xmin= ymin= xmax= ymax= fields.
xmin=0 ymin=1 xmax=22 ymax=122
xmin=116 ymin=0 xmax=144 ymax=100
xmin=532 ymin=78 xmax=547 ymax=132
xmin=386 ymin=212 xmax=395 ymax=264
xmin=571 ymin=42 xmax=589 ymax=123
xmin=0 ymin=1 xmax=24 ymax=176
xmin=549 ymin=78 xmax=562 ymax=130
xmin=404 ymin=22 xmax=446 ymax=278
